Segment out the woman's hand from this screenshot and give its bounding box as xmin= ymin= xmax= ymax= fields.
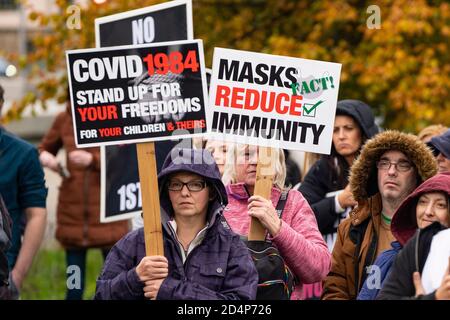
xmin=68 ymin=150 xmax=93 ymax=168
xmin=337 ymin=184 xmax=357 ymax=209
xmin=247 ymin=195 xmax=281 ymax=237
xmin=143 ymin=278 xmax=165 ymax=300
xmin=413 ymin=272 xmax=425 ymax=297
xmin=435 ymin=258 xmax=450 ymax=300
xmin=135 ymin=255 xmax=168 ymax=283
xmin=39 ymin=151 xmax=59 ymax=171
xmin=413 ymin=258 xmax=450 ymax=300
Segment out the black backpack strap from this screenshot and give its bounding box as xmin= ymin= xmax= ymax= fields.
xmin=349 ymin=218 xmax=369 ymax=294
xmin=264 ymin=190 xmax=289 ymax=241
xmin=360 ymin=228 xmax=378 ymax=291
xmin=275 ymin=190 xmax=289 ymax=218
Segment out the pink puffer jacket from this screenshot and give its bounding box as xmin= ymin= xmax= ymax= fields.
xmin=223 ymin=183 xmax=331 ymax=300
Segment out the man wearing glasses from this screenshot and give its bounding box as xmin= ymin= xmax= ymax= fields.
xmin=322 ymin=130 xmax=438 ymax=300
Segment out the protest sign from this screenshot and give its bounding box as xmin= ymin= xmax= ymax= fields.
xmin=100 ymin=139 xmax=182 ymax=222
xmin=208 ymin=48 xmax=341 ymax=239
xmin=95 ymin=0 xmax=193 ymax=48
xmin=96 ymin=1 xmax=193 ymax=223
xmin=207 ymin=47 xmax=342 ymax=155
xmin=66 ymin=39 xmax=207 ymax=255
xmin=100 ymin=143 xmax=140 ymax=222
xmin=66 ymin=40 xmax=208 ymax=147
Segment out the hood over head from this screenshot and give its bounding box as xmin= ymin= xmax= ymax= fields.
xmin=428 ymin=129 xmax=450 ymax=159
xmin=349 ymin=130 xmax=438 ymax=202
xmin=335 ymin=99 xmax=379 ymax=140
xmin=391 ymin=172 xmax=450 ymax=246
xmin=157 ymin=148 xmax=228 ymax=221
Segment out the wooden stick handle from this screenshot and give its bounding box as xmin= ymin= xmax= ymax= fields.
xmin=248 ymin=146 xmax=275 ymax=241
xmin=136 ymin=142 xmax=164 ymax=255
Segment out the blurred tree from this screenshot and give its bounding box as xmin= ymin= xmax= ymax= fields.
xmin=5 ymin=0 xmax=449 ymax=132
xmin=4 ymin=0 xmax=160 ymax=120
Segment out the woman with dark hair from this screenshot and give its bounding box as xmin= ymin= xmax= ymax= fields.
xmin=298 ymin=100 xmax=380 ymax=252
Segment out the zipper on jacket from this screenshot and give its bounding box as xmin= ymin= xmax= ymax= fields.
xmin=182 ymin=241 xmax=206 ymax=278
xmin=166 ymin=222 xmax=185 ymax=263
xmin=182 ymin=218 xmax=221 ymax=277
xmin=166 ymin=219 xmax=214 ymax=280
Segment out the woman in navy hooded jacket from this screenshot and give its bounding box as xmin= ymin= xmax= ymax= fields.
xmin=95 ymin=148 xmax=258 ymax=300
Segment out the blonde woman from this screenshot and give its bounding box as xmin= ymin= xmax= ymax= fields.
xmin=417 ymin=124 xmax=447 ymax=143
xmin=192 ymin=137 xmax=230 ymax=177
xmin=222 ymin=143 xmax=331 ymax=300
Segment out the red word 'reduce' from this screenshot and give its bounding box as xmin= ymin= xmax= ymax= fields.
xmin=215 ymin=85 xmax=303 ymax=116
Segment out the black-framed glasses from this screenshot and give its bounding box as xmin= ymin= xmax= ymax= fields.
xmin=167 ymin=180 xmax=207 ymax=192
xmin=376 ymin=159 xmax=413 ymax=172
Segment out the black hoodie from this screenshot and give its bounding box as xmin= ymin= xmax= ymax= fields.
xmin=299 ymin=100 xmax=379 ymax=239
xmin=377 ymin=222 xmax=446 ymax=300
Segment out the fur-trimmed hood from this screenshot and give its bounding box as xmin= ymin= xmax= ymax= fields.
xmin=349 ymin=130 xmax=438 ymax=203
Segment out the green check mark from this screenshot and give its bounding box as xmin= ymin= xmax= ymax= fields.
xmin=303 ymin=100 xmax=324 ymax=115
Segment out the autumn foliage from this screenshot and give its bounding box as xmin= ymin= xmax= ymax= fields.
xmin=5 ymin=0 xmax=449 ymax=133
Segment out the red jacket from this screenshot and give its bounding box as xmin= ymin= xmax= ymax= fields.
xmin=39 ymin=110 xmax=128 ymax=248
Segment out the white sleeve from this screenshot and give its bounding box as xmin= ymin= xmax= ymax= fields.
xmin=131 ymin=215 xmax=144 ymax=231
xmin=421 ymin=229 xmax=450 ymax=294
xmin=334 ymin=191 xmax=345 ymax=213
